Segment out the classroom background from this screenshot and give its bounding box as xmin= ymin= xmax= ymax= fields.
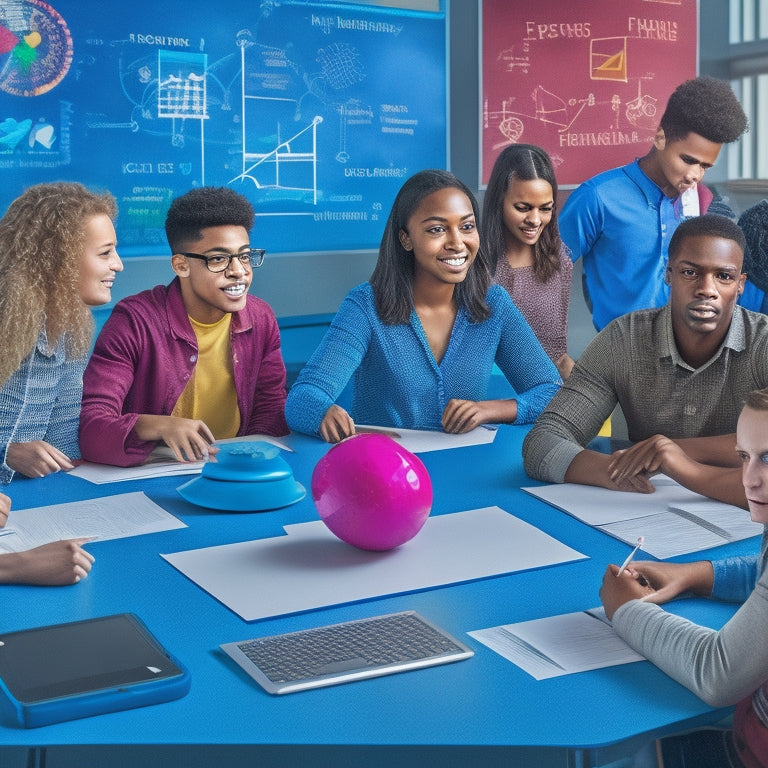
xmin=3 ymin=0 xmax=767 ymax=380
xmin=2 ymin=2 xmax=768 ymax=766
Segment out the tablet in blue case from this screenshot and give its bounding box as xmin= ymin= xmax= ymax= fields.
xmin=0 ymin=613 xmax=190 ymax=728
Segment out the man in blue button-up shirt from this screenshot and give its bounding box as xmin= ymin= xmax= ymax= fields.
xmin=560 ymin=76 xmax=749 ymax=331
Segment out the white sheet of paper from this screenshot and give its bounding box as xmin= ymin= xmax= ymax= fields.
xmin=598 ymin=503 xmax=763 ymax=559
xmin=68 ymin=459 xmax=202 ymax=484
xmin=469 ymin=607 xmax=644 ymax=680
xmin=69 ymin=435 xmax=294 ymax=484
xmin=522 ymin=476 xmax=712 ymax=526
xmin=524 ymin=477 xmax=760 ymax=558
xmin=598 ymin=514 xmax=728 ymax=559
xmin=161 ymin=506 xmax=586 ymax=622
xmin=356 ymin=425 xmax=497 ymax=453
xmin=0 ymin=491 xmax=186 ymax=553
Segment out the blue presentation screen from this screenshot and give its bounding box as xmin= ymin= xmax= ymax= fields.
xmin=0 ymin=0 xmax=447 ymax=254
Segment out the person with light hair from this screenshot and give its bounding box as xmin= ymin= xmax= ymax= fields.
xmin=0 ymin=182 xmax=123 ymax=483
xmin=600 ymin=386 xmax=768 ymax=767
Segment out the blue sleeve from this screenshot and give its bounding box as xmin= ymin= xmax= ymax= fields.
xmin=711 ymin=555 xmax=761 ymax=603
xmin=737 ymin=279 xmax=766 ymax=313
xmin=285 ymin=291 xmax=371 ymax=436
xmin=491 ymin=289 xmax=561 ymax=424
xmin=43 ymin=356 xmax=86 ymax=460
xmin=0 ymin=361 xmax=28 ymax=484
xmin=559 ymin=182 xmax=603 ymax=264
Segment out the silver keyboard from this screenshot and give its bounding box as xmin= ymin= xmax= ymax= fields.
xmin=220 ymin=610 xmax=474 ymax=694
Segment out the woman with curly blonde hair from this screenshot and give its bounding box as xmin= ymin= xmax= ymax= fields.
xmin=0 ymin=182 xmax=122 ymax=482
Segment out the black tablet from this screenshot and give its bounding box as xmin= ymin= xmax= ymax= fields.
xmin=0 ymin=613 xmax=190 ymax=728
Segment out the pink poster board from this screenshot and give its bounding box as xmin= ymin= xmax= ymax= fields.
xmin=480 ymin=0 xmax=698 ymax=187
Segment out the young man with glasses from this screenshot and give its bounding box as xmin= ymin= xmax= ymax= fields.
xmin=80 ymin=187 xmax=288 ymax=467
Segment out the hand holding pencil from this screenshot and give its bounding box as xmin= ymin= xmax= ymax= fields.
xmin=598 ymin=537 xmax=657 ymax=620
xmin=616 ymin=536 xmax=644 ymax=577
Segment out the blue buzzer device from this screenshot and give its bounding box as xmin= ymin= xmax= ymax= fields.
xmin=177 ymin=441 xmax=305 ymax=512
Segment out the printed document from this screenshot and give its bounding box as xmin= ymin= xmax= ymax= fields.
xmin=0 ymin=491 xmax=185 ymax=552
xmin=523 ymin=476 xmax=761 ymax=558
xmin=469 ymin=607 xmax=644 ymax=680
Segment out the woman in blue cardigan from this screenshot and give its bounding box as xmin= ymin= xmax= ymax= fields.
xmin=286 ymin=169 xmax=561 ymax=442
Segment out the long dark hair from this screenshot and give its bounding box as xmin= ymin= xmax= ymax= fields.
xmin=370 ymin=169 xmax=491 ymax=325
xmin=482 ymin=143 xmax=563 ymax=282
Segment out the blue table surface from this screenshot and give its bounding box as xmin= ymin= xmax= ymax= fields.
xmin=0 ymin=426 xmax=753 ymax=750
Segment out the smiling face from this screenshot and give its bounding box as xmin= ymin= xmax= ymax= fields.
xmin=398 ymin=186 xmax=479 ymax=290
xmin=172 ymin=224 xmax=253 ymax=324
xmin=77 ymin=214 xmax=123 ymax=307
xmin=736 ymin=405 xmax=768 ymax=524
xmin=650 ymin=129 xmax=721 ymax=198
xmin=667 ymin=234 xmax=745 ymax=357
xmin=502 ymin=177 xmax=554 ymax=255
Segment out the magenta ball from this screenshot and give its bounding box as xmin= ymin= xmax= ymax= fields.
xmin=311 ymin=433 xmax=433 ymax=551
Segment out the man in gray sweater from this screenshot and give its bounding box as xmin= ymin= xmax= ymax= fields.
xmin=523 ymin=214 xmax=768 ymax=508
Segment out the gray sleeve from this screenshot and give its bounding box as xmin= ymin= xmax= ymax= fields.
xmin=522 ymin=326 xmax=619 ymax=482
xmin=612 ymin=570 xmax=768 ymax=707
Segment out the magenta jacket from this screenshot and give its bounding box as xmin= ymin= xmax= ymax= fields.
xmin=80 ymin=278 xmax=288 ymax=466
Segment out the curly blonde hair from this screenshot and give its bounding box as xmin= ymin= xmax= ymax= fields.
xmin=0 ymin=182 xmax=117 ymax=387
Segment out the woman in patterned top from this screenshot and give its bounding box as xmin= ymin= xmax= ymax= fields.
xmin=482 ymin=144 xmax=575 ymax=379
xmin=0 ymin=182 xmax=123 ymax=482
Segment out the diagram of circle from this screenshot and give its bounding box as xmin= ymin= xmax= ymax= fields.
xmin=499 ymin=117 xmax=524 ymax=143
xmin=0 ymin=0 xmax=72 ymax=97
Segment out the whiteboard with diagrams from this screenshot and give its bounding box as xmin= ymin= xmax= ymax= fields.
xmin=0 ymin=0 xmax=447 ymax=254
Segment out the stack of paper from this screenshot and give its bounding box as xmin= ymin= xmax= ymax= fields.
xmin=523 ymin=476 xmax=762 ymax=558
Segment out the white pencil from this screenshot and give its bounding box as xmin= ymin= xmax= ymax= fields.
xmin=616 ymin=536 xmax=645 ymax=577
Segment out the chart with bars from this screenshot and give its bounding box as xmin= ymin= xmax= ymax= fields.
xmin=157 ymin=50 xmax=208 ymax=120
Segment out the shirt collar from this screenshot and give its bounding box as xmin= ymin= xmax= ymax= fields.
xmin=36 ymin=326 xmax=66 ymax=359
xmin=624 ymin=159 xmax=666 ymax=208
xmin=166 ymin=277 xmax=251 ymax=341
xmin=658 ymin=302 xmax=746 ymax=371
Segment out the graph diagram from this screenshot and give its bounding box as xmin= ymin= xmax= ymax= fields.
xmin=157 ymin=50 xmax=208 ymax=182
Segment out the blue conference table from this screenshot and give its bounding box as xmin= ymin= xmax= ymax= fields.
xmin=0 ymin=426 xmax=753 ymax=768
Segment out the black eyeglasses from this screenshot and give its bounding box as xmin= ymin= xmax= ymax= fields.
xmin=180 ymin=248 xmax=266 ymax=273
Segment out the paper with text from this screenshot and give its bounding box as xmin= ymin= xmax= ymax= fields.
xmin=0 ymin=491 xmax=186 ymax=553
xmin=523 ymin=477 xmax=760 ymax=558
xmin=469 ymin=607 xmax=644 ymax=680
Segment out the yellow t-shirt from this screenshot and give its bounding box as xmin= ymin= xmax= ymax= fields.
xmin=171 ymin=314 xmax=241 ymax=439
